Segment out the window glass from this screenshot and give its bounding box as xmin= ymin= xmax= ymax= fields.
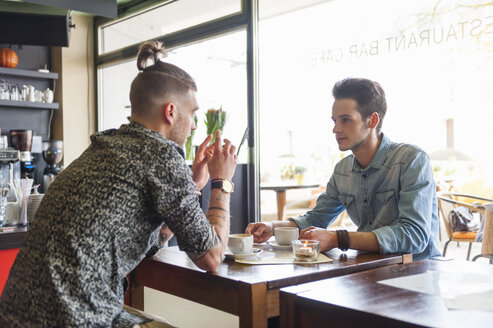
xmin=259 ymin=0 xmax=493 ymax=220
xmin=99 ymin=59 xmax=135 ymax=131
xmin=167 ymin=30 xmax=248 ymax=163
xmin=99 ymin=0 xmax=241 ymax=54
xmin=98 ymin=30 xmax=248 ymax=162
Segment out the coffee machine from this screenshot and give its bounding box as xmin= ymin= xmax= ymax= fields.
xmin=42 ymin=139 xmax=63 ymax=192
xmin=9 ymin=130 xmax=35 ymax=179
xmin=0 ymin=149 xmax=20 ymax=183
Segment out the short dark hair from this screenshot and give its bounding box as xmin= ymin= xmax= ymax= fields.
xmin=130 ymin=41 xmax=197 ymax=116
xmin=332 ymin=78 xmax=387 ymax=132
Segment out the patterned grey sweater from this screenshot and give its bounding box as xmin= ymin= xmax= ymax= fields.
xmin=0 ymin=122 xmax=218 ymax=327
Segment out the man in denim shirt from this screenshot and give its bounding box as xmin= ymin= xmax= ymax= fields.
xmin=247 ymin=78 xmax=440 ymax=260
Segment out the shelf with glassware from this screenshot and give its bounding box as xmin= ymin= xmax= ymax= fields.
xmin=0 ymin=67 xmax=58 ymax=110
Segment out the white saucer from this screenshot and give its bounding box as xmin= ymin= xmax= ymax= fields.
xmin=225 ymin=248 xmax=262 ymax=260
xmin=267 ymin=240 xmax=292 ymax=249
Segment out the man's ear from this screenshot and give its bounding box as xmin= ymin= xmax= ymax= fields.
xmin=368 ymin=112 xmax=380 ymax=129
xmin=163 ymin=103 xmax=176 ymax=124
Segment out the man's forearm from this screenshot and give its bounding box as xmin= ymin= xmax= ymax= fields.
xmin=206 ymin=189 xmax=231 ymax=253
xmin=192 ymin=189 xmax=231 ymax=271
xmin=348 ymin=231 xmax=380 ymax=252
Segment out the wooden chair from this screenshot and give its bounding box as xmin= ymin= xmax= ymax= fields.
xmin=472 ymin=204 xmax=493 ymax=264
xmin=281 ymin=189 xmax=324 ymax=221
xmin=437 ymin=193 xmax=493 ymax=260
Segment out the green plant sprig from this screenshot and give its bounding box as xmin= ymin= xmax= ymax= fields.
xmin=185 ymin=115 xmax=198 ymax=160
xmin=205 ymin=106 xmax=227 ymax=143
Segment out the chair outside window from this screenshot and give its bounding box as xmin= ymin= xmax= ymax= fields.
xmin=437 ymin=193 xmax=493 ymax=260
xmin=472 ymin=203 xmax=493 ymax=264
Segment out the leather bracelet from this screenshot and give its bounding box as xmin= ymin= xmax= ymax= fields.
xmin=337 ymin=229 xmax=350 ymax=251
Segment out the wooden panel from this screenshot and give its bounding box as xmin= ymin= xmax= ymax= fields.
xmin=129 ymin=278 xmax=144 ymax=311
xmin=133 ymin=258 xmax=240 ymax=315
xmin=265 ymin=288 xmax=279 ymax=318
xmin=0 ymin=227 xmax=28 ymax=250
xmin=295 ymin=298 xmax=424 ymax=328
xmin=402 ymin=253 xmax=413 ymax=264
xmin=238 ymin=281 xmax=267 ymax=328
xmin=279 ymin=288 xmax=296 ymax=328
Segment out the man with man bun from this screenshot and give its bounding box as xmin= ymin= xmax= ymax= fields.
xmin=0 ymin=41 xmax=236 ymax=327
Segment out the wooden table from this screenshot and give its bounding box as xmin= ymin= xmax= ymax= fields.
xmin=261 ymin=184 xmax=320 ymax=220
xmin=280 ymin=259 xmax=493 ymax=328
xmin=128 ymin=245 xmax=411 ymax=328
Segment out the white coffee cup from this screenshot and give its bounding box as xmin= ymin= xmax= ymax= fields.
xmin=228 ymin=233 xmax=253 ymax=254
xmin=274 ymin=227 xmax=299 ymax=245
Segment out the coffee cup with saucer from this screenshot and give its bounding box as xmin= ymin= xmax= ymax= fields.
xmin=225 ymin=247 xmax=262 ymax=260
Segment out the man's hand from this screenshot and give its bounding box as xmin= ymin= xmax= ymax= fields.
xmin=192 ymin=134 xmax=213 ymax=190
xmin=245 ymin=222 xmax=273 ymax=243
xmin=299 ymin=226 xmax=337 ymax=252
xmin=207 ymin=130 xmax=237 ymax=180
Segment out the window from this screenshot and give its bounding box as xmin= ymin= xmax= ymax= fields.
xmin=258 ymin=0 xmax=493 ymax=219
xmin=99 ymin=0 xmax=241 ymax=55
xmin=98 ymin=59 xmax=134 ymax=131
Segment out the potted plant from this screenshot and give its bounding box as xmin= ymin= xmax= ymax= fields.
xmin=185 ymin=115 xmax=198 ymax=161
xmin=280 ymin=163 xmax=295 ymax=182
xmin=294 ymin=166 xmax=307 ymax=185
xmin=205 ymin=106 xmax=226 ymax=144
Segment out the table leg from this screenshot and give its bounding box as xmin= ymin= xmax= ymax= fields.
xmin=239 ymin=282 xmax=267 ymax=328
xmin=276 ymin=191 xmax=287 ymax=221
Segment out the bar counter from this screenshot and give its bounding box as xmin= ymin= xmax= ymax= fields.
xmin=0 ymin=226 xmax=28 ymax=250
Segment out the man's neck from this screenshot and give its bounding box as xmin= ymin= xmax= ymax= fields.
xmin=130 ymin=115 xmax=168 ymax=139
xmin=352 ymin=132 xmax=383 ymax=169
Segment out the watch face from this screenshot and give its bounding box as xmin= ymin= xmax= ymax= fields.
xmin=223 ymin=179 xmax=234 ymax=193
xmin=211 ymin=179 xmax=234 ymax=193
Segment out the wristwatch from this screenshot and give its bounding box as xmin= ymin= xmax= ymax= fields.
xmin=211 ymin=178 xmax=234 ymax=193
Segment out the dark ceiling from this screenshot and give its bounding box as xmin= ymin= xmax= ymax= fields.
xmin=0 ymin=0 xmax=156 ymax=18
xmin=0 ymin=0 xmax=163 ymax=46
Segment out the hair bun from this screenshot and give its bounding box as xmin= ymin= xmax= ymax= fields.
xmin=137 ymin=41 xmax=167 ymax=71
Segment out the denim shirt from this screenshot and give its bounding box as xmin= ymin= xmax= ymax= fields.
xmin=292 ymin=133 xmax=441 ymax=260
